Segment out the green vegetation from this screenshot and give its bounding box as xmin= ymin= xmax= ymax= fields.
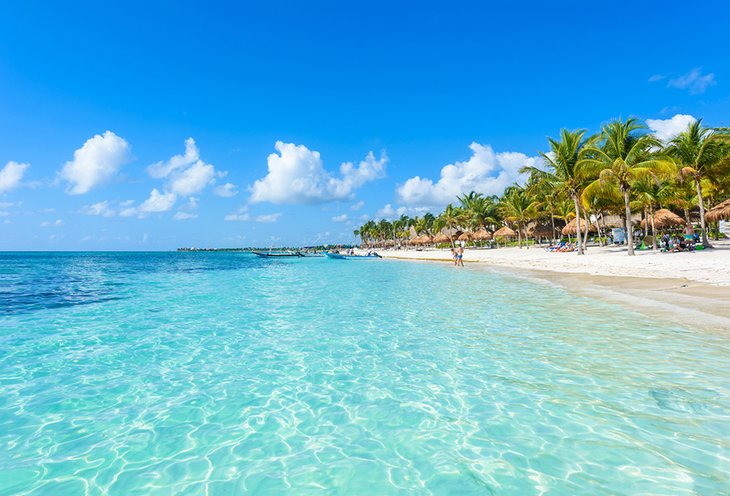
xmin=356 ymin=118 xmax=730 ymax=256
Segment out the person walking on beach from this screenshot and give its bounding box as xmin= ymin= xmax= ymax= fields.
xmin=450 ymin=247 xmax=458 ymax=266
xmin=457 ymin=244 xmax=465 ymax=267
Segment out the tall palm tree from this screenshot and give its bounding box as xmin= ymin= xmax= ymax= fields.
xmin=500 ymin=186 xmax=536 ymax=248
xmin=521 ymin=129 xmax=591 ymax=254
xmin=434 ymin=204 xmax=462 ymax=247
xmin=667 ymin=120 xmax=730 ymax=248
xmin=632 ymin=178 xmax=673 ymax=251
xmin=581 ymin=118 xmax=675 ymax=256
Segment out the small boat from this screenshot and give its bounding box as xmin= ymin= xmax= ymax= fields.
xmin=324 ymin=252 xmax=381 ymax=260
xmin=252 ymin=251 xmax=304 ymax=258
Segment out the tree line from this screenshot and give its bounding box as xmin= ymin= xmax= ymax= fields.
xmin=355 ymin=118 xmax=730 ymax=256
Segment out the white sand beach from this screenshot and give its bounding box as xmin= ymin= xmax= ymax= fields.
xmin=378 ymin=240 xmax=730 ymax=285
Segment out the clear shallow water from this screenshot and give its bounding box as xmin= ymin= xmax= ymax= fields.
xmin=1 ymin=252 xmax=729 ymax=495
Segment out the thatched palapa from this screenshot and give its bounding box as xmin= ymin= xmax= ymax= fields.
xmin=493 ymin=226 xmax=516 ymax=238
xmin=705 ymin=198 xmax=730 ymax=223
xmin=473 ymin=229 xmax=493 ymax=240
xmin=561 ymin=218 xmax=597 ymax=235
xmin=640 ymin=208 xmax=684 ymax=229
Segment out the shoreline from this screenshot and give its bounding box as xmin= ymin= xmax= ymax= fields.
xmin=378 ymin=243 xmax=730 ymax=331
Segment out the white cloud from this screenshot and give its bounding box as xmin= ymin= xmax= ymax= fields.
xmin=250 ymin=142 xmax=387 ymax=205
xmin=80 ymin=201 xmax=115 ymax=217
xmin=147 ymin=137 xmax=199 ymax=178
xmin=647 ymin=114 xmax=697 ymax=143
xmin=255 ymin=213 xmax=282 ymax=223
xmin=40 ymin=219 xmax=64 ymax=227
xmin=375 ymin=203 xmax=409 ymax=219
xmin=648 ymin=74 xmax=665 ymax=83
xmin=139 ymin=188 xmax=176 ymax=214
xmin=0 ymin=202 xmax=14 ymax=208
xmin=224 ymin=206 xmax=250 ymax=222
xmin=214 ymin=182 xmax=238 ymax=197
xmin=147 ymin=138 xmax=218 ymax=196
xmin=0 ymin=211 xmax=9 ymax=217
xmin=396 ymin=142 xmax=536 ymax=208
xmin=59 ymin=131 xmax=131 ymax=194
xmin=667 ymin=68 xmax=716 ymax=94
xmin=0 ymin=161 xmax=30 ymax=193
xmin=173 ymin=211 xmax=198 ymax=220
xmin=350 ymin=200 xmax=365 ymax=211
xmin=332 ymin=214 xmax=349 ymax=222
xmin=118 ymin=188 xmax=176 ymax=217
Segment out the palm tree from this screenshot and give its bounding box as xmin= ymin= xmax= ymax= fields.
xmin=667 ymin=120 xmax=730 ymax=248
xmin=581 ymin=118 xmax=675 ymax=256
xmin=500 ymin=186 xmax=536 ymax=248
xmin=632 ymin=178 xmax=673 ymax=251
xmin=521 ymin=129 xmax=591 ymax=254
xmin=458 ymin=192 xmax=500 ymax=231
xmin=434 ymin=204 xmax=462 ymax=247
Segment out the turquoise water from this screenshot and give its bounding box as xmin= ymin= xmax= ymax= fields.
xmin=1 ymin=252 xmax=729 ymax=495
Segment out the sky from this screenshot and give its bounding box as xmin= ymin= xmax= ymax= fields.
xmin=1 ymin=0 xmax=729 ymax=250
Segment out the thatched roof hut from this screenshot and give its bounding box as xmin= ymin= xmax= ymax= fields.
xmin=706 ymin=198 xmax=730 ymax=223
xmin=473 ymin=229 xmax=493 ymax=240
xmin=457 ymin=232 xmax=473 ymax=241
xmin=493 ymin=226 xmax=516 ymax=238
xmin=528 ymin=224 xmax=556 ymax=238
xmin=562 ymin=218 xmax=597 ymax=235
xmin=641 ymin=208 xmax=685 ymax=229
xmin=433 ymin=233 xmax=450 ymax=244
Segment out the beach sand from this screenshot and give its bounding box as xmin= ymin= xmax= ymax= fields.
xmin=378 ymin=241 xmax=730 ymax=330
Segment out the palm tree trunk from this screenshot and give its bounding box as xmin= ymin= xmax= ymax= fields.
xmin=694 ymin=177 xmax=712 ymax=248
xmin=517 ymin=223 xmax=522 ymax=249
xmin=582 ymin=208 xmax=590 ymax=248
xmin=572 ymin=196 xmax=584 ymax=255
xmin=649 ymin=206 xmax=657 ymax=251
xmin=550 ymin=215 xmax=556 ymax=244
xmin=593 ymin=215 xmax=603 ymax=246
xmin=623 ymin=187 xmax=635 ymax=256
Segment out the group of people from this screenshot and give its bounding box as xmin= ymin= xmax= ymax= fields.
xmin=660 ymin=234 xmax=697 ymax=252
xmin=450 ymin=241 xmax=465 ymax=267
xmin=545 ymin=242 xmax=578 ymax=252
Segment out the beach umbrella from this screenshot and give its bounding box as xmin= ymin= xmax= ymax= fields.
xmin=705 ymin=198 xmax=730 ymax=223
xmin=433 ymin=233 xmax=450 ymax=244
xmin=641 ymin=208 xmax=685 ymax=229
xmin=527 ymin=224 xmax=555 ymax=238
xmin=493 ymin=226 xmax=516 ymax=238
xmin=473 ymin=229 xmax=493 ymax=240
xmin=561 ymin=218 xmax=596 ymax=235
xmin=457 ymin=232 xmax=473 ymax=241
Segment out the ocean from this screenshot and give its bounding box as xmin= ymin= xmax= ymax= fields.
xmin=1 ymin=252 xmax=728 ymax=495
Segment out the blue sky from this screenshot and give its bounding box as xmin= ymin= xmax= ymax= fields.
xmin=1 ymin=1 xmax=728 ymax=250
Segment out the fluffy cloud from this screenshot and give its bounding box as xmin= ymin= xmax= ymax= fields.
xmin=59 ymin=131 xmax=131 ymax=194
xmin=396 ymin=142 xmax=537 ymax=208
xmin=0 ymin=161 xmax=30 ymax=193
xmin=667 ymin=68 xmax=716 ymax=94
xmin=350 ymin=200 xmax=365 ymax=211
xmin=332 ymin=214 xmax=349 ymax=222
xmin=80 ymin=201 xmax=115 ymax=217
xmin=121 ymin=189 xmax=177 ymax=217
xmin=214 ymin=182 xmax=238 ymax=197
xmin=376 ymin=203 xmax=407 ymax=219
xmin=647 ymin=114 xmax=697 ymax=143
xmin=147 ymin=138 xmax=217 ymax=196
xmin=139 ymin=188 xmax=176 ymax=213
xmin=250 ymin=142 xmax=387 ymax=205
